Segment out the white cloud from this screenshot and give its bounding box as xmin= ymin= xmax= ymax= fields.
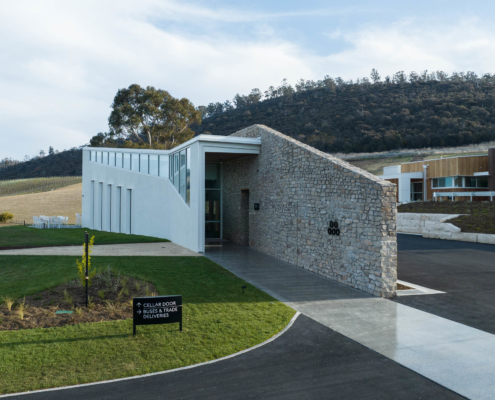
xmin=0 ymin=2 xmax=494 ymax=160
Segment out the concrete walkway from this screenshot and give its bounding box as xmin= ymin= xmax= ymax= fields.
xmin=205 ymin=243 xmax=495 ymax=400
xmin=0 ymin=242 xmax=200 ymax=256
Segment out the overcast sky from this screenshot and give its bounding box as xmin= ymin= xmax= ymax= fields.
xmin=1 ymin=0 xmax=494 ymax=160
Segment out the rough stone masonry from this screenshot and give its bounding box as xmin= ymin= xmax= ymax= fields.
xmin=222 ymin=125 xmax=397 ymax=297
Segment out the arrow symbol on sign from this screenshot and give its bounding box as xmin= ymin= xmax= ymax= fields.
xmin=137 ymin=302 xmax=141 ymax=307
xmin=137 ymin=310 xmax=141 ymax=314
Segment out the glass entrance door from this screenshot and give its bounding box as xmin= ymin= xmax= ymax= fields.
xmin=205 ymin=163 xmax=221 ymax=239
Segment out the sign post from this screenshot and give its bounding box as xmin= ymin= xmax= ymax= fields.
xmin=133 ymin=295 xmax=182 ymax=335
xmin=85 ymin=231 xmax=89 ymax=308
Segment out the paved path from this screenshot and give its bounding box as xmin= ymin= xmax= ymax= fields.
xmin=4 ymin=315 xmax=463 ymax=400
xmin=0 ymin=242 xmax=200 ymax=256
xmin=204 ymin=243 xmax=495 ymax=400
xmin=395 ymin=234 xmax=495 ymax=335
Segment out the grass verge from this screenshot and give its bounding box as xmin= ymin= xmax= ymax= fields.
xmin=0 ymin=226 xmax=169 ymax=248
xmin=0 ymin=256 xmax=295 ymax=394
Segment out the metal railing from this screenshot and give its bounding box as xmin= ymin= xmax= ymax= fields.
xmin=434 ymin=191 xmax=495 ymax=201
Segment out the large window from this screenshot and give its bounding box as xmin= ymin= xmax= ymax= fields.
xmin=102 ymin=152 xmax=108 ymax=165
xmin=169 ymin=148 xmax=190 ymax=205
xmin=433 ymin=176 xmax=489 ymax=189
xmin=109 ymin=152 xmax=115 ymax=166
xmin=465 ymin=176 xmax=489 ymax=188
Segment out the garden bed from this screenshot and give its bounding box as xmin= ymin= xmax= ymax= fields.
xmin=0 ymin=268 xmax=157 ymax=331
xmin=398 ymin=201 xmax=495 ymax=234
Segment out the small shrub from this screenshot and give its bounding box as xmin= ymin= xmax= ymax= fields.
xmin=1 ymin=296 xmax=14 ymax=311
xmin=63 ymin=289 xmax=73 ymax=306
xmin=134 ymin=281 xmax=140 ymax=291
xmin=145 ymin=284 xmax=152 ymax=296
xmin=88 ymin=296 xmax=95 ymax=310
xmin=17 ymin=298 xmax=26 ymax=320
xmin=75 ymin=307 xmax=83 ymax=316
xmin=76 ymin=235 xmax=96 ymax=287
xmin=0 ymin=212 xmax=14 ymax=223
xmin=98 ymin=290 xmax=105 ymax=299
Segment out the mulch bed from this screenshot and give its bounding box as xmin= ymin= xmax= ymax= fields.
xmin=0 ymin=269 xmax=157 ymax=331
xmin=398 ymin=201 xmax=495 ymax=234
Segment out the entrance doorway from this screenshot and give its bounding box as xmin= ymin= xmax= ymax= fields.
xmin=205 ymin=163 xmax=221 ymax=240
xmin=240 ymin=189 xmax=249 ymax=246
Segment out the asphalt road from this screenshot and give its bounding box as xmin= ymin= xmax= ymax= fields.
xmin=395 ymin=233 xmax=495 ymax=335
xmin=6 ymin=315 xmax=463 ymax=400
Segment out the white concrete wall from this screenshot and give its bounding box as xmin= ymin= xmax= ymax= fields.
xmin=82 ymin=147 xmax=202 ymax=252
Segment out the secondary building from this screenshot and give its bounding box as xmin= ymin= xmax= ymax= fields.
xmin=380 ymin=149 xmax=495 ymax=203
xmin=82 ymin=125 xmax=397 ymax=297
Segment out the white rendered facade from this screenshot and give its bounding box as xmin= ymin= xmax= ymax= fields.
xmin=379 ymin=165 xmax=423 ymax=203
xmin=82 ymin=135 xmax=261 ymax=253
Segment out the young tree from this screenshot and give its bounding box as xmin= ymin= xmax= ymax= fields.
xmin=93 ymin=84 xmax=201 ymax=150
xmin=370 ymin=69 xmax=381 ymax=83
xmin=48 ymin=146 xmax=54 ymax=155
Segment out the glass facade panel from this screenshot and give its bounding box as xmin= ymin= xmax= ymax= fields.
xmin=97 ymin=151 xmax=102 ymax=163
xmin=150 ymin=154 xmax=159 ymax=176
xmin=174 ymin=153 xmax=180 ymax=191
xmin=169 ymin=155 xmax=173 ymax=180
xmin=186 ymin=148 xmax=191 ymax=205
xmin=123 ymin=153 xmax=131 ymax=170
xmin=91 ymin=151 xmax=96 ymax=161
xmin=410 ymin=182 xmax=423 ymax=202
xmin=445 ymin=177 xmax=453 ymax=187
xmin=131 ymin=154 xmax=139 ymax=171
xmin=160 ymin=155 xmax=168 ymax=177
xmin=454 ymin=176 xmax=463 ymax=187
xmin=116 ymin=152 xmax=123 ymax=168
xmin=103 ymin=152 xmax=108 ymax=165
xmin=477 ymin=176 xmax=489 ymax=188
xmin=205 ymin=190 xmax=221 ymax=221
xmin=465 ymin=177 xmax=474 ymax=188
xmin=205 ymin=164 xmax=221 ymax=188
xmin=140 ymin=154 xmax=149 ymax=174
xmin=179 ymin=150 xmax=186 ymax=200
xmin=109 ymin=152 xmax=115 ymax=166
xmin=205 ymin=222 xmax=221 ymax=239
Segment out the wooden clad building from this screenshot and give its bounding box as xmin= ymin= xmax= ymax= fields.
xmin=379 ymin=152 xmax=494 ymax=203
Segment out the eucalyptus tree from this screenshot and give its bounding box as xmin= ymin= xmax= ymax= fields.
xmin=92 ymin=84 xmax=201 ymax=150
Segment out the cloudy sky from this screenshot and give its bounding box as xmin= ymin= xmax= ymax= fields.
xmin=1 ymin=0 xmax=494 ymax=160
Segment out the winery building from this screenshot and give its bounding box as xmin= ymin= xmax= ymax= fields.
xmin=380 ymin=149 xmax=495 ymax=203
xmin=82 ymin=125 xmax=397 ymax=297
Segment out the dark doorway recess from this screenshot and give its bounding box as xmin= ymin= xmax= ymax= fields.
xmin=240 ymin=189 xmax=249 ymax=246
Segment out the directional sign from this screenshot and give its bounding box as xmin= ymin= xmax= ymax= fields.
xmin=133 ymin=295 xmax=182 ymax=335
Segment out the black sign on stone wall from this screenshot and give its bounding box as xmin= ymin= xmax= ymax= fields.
xmin=133 ymin=295 xmax=182 ymax=335
xmin=327 ymin=220 xmax=340 ymax=236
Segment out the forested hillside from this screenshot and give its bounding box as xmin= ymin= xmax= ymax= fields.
xmin=194 ymin=71 xmax=495 ymax=153
xmin=0 ymin=149 xmax=82 ymax=180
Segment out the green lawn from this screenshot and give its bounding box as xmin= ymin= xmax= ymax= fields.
xmin=0 ymin=226 xmax=169 ymax=248
xmin=0 ymin=256 xmax=295 ymax=394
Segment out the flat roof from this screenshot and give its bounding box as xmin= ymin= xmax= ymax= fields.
xmin=401 ymin=154 xmax=488 ymax=165
xmin=83 ymin=134 xmax=261 ymax=154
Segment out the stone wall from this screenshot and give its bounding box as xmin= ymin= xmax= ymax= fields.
xmin=222 ymin=125 xmax=397 ymax=297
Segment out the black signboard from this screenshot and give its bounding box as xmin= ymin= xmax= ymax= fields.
xmin=133 ymin=295 xmax=182 ymax=335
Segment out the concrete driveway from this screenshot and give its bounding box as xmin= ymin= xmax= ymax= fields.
xmin=4 ymin=315 xmax=463 ymax=400
xmin=395 ymin=233 xmax=495 ymax=335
